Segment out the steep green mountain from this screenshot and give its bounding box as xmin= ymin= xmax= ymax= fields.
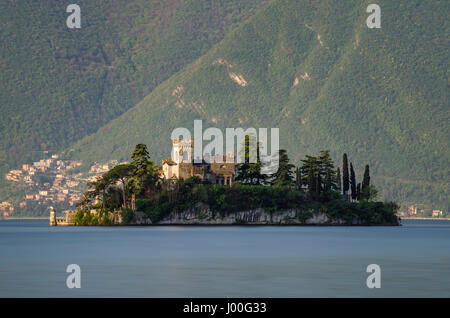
xmin=69 ymin=0 xmax=449 ymax=210
xmin=0 ymin=0 xmax=270 ymax=200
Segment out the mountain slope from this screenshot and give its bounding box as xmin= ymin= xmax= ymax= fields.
xmin=0 ymin=0 xmax=271 ymax=204
xmin=0 ymin=0 xmax=269 ymax=170
xmin=70 ymin=0 xmax=448 ymax=208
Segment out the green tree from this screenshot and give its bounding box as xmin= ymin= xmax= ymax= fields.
xmin=248 ymin=141 xmax=267 ymax=185
xmin=295 ymin=167 xmax=302 ymax=190
xmin=235 ymin=135 xmax=252 ymax=184
xmin=319 ymin=150 xmax=336 ymax=191
xmin=336 ymin=167 xmax=342 ymax=192
xmin=104 ymin=164 xmax=134 ymax=208
xmin=361 ymin=164 xmax=371 ymax=200
xmin=342 ymin=153 xmax=349 ymax=196
xmin=324 ymin=169 xmax=332 ymax=192
xmin=89 ymin=177 xmax=108 ymax=209
xmin=129 ymin=144 xmax=158 ymax=196
xmin=76 ymin=186 xmax=98 ymax=210
xmin=271 ymin=149 xmax=294 ymax=187
xmin=315 ymin=170 xmax=322 ymax=200
xmin=366 ymin=185 xmax=379 ymax=201
xmin=350 ymin=163 xmax=357 ymax=201
xmin=307 ymin=166 xmax=316 ymax=198
xmin=301 ymin=155 xmax=320 ymax=196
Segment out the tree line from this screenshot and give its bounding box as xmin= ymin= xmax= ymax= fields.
xmin=78 ymin=141 xmax=378 ymax=212
xmin=77 ymin=144 xmax=159 ymax=210
xmin=235 ymin=136 xmax=378 ymax=202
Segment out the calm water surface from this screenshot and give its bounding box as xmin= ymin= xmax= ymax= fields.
xmin=0 ymin=219 xmax=449 ymax=297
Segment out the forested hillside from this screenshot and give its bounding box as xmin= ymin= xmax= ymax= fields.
xmin=0 ymin=0 xmax=270 ymax=202
xmin=69 ymin=0 xmax=449 ymax=209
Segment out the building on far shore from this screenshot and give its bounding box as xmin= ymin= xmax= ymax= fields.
xmin=161 ymin=138 xmax=235 ymax=185
xmin=432 ymin=210 xmax=443 ymax=217
xmin=407 ymin=205 xmax=419 ymax=216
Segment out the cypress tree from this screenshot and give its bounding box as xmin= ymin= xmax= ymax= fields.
xmin=342 ymin=153 xmax=349 ymax=196
xmin=356 ymin=183 xmax=361 ymax=201
xmin=350 ymin=163 xmax=357 ymax=201
xmin=336 ymin=167 xmax=342 ymax=192
xmin=361 ymin=164 xmax=370 ymax=199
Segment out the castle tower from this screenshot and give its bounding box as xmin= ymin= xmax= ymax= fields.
xmin=172 ymin=138 xmax=194 ymax=163
xmin=49 ymin=206 xmax=57 ymax=226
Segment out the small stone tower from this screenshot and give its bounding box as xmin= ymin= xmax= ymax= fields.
xmin=49 ymin=206 xmax=57 ymax=226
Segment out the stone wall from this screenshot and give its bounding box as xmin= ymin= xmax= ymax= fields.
xmin=179 ymin=162 xmax=194 ymax=179
xmin=50 ymin=208 xmax=123 ymax=226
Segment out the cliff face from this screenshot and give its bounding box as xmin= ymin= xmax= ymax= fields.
xmin=131 ymin=203 xmax=390 ymax=225
xmin=158 ymin=208 xmax=330 ymax=225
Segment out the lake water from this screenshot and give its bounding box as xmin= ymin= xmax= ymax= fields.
xmin=0 ymin=219 xmax=449 ymax=297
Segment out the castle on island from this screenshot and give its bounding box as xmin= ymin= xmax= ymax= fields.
xmin=161 ymin=138 xmax=235 ymax=185
xmin=50 ymin=138 xmax=236 ymax=226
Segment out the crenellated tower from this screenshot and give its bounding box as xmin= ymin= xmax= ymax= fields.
xmin=172 ymin=138 xmax=194 ymax=163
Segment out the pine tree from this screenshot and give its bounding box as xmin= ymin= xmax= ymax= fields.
xmin=130 ymin=144 xmax=157 ymax=196
xmin=236 ymin=164 xmax=250 ymax=184
xmin=248 ymin=141 xmax=267 ymax=185
xmin=300 ymin=155 xmax=319 ymax=193
xmin=342 ymin=153 xmax=349 ymax=196
xmin=104 ymin=164 xmax=135 ymax=207
xmin=307 ymin=167 xmax=315 ymax=199
xmin=319 ymin=150 xmax=336 ymax=190
xmin=324 ymin=169 xmax=332 ymax=192
xmin=271 ymin=149 xmax=295 ymax=187
xmin=315 ymin=171 xmax=322 ymax=200
xmin=350 ymin=163 xmax=357 ymax=201
xmin=361 ymin=164 xmax=370 ymax=199
xmin=295 ymin=167 xmax=302 ymax=190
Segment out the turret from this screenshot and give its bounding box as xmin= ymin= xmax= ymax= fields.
xmin=172 ymin=138 xmax=194 ymax=163
xmin=49 ymin=206 xmax=57 ymax=226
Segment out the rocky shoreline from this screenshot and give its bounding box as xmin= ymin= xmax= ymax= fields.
xmin=130 ymin=203 xmax=400 ymax=226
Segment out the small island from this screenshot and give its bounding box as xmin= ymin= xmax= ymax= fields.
xmin=52 ymin=140 xmax=400 ymax=226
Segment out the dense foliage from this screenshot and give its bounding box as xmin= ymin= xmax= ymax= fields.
xmin=135 ymin=182 xmax=398 ymax=225
xmin=77 ymin=144 xmax=399 ymax=225
xmin=0 ymin=0 xmax=270 ymax=207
